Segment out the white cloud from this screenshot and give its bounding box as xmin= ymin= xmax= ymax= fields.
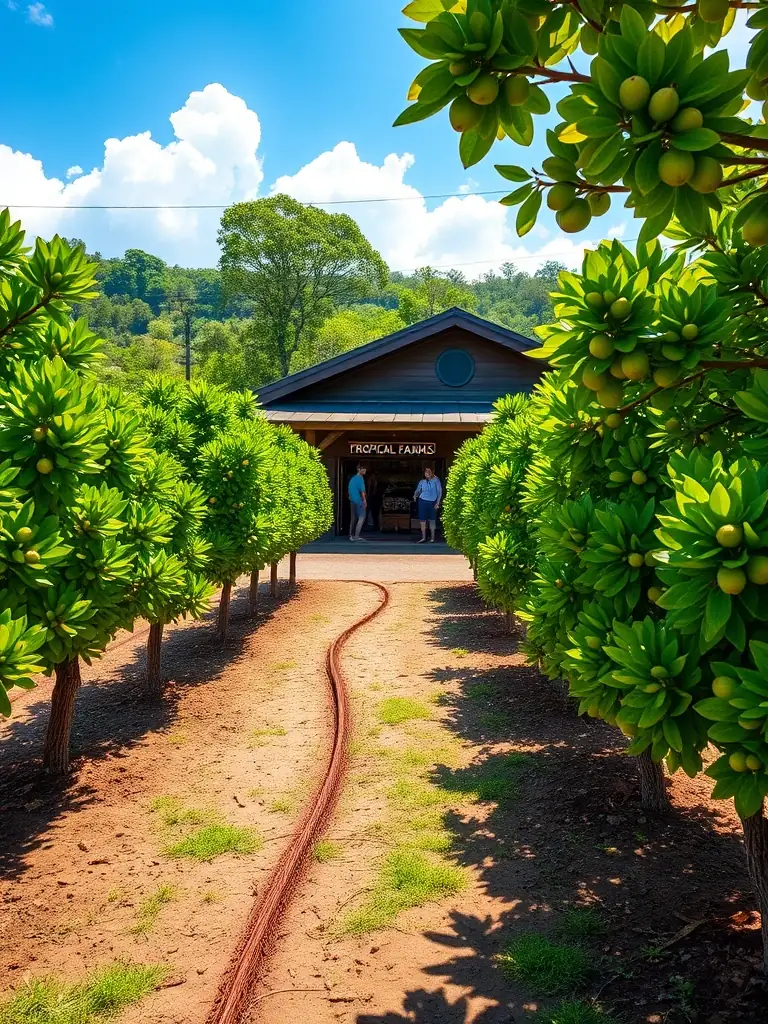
xmin=1 ymin=84 xmax=263 ymax=265
xmin=272 ymin=141 xmax=599 ymax=276
xmin=1 ymin=84 xmax=602 ymax=274
xmin=27 ymin=2 xmax=53 ymax=26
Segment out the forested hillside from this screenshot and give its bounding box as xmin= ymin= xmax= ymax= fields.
xmin=68 ymin=203 xmax=563 ymax=392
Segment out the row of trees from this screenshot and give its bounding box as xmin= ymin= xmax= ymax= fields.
xmin=0 ymin=211 xmax=332 ymax=774
xmin=71 ymin=201 xmax=562 ymax=392
xmin=400 ymin=0 xmax=768 ymax=971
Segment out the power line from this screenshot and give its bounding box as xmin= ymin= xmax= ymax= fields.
xmin=1 ymin=189 xmax=511 ymax=210
xmin=391 ymin=236 xmax=647 ymax=273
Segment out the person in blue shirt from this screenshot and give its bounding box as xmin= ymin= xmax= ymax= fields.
xmin=413 ymin=467 xmax=443 ymax=544
xmin=348 ymin=463 xmax=368 ymax=542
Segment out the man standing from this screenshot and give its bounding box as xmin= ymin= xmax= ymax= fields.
xmin=348 ymin=463 xmax=368 ymax=542
xmin=414 ymin=466 xmax=442 ymax=544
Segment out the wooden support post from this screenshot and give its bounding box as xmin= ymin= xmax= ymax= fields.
xmin=270 ymin=561 xmax=278 ymax=597
xmin=305 ymin=429 xmax=316 ymax=446
xmin=289 ymin=551 xmax=297 ymax=587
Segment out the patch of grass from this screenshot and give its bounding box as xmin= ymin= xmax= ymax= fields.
xmin=535 ymin=1000 xmax=616 ymax=1024
xmin=129 ymin=884 xmax=177 ymax=936
xmin=341 ymin=849 xmax=466 ymax=935
xmin=247 ymin=786 xmax=265 ymax=799
xmin=496 ymin=934 xmax=591 ymax=995
xmin=200 ymin=890 xmax=220 ymax=904
xmin=441 ymin=753 xmax=532 ymax=803
xmin=248 ymin=725 xmax=287 ymax=748
xmin=150 ymin=796 xmax=211 ymax=829
xmin=271 ymin=660 xmax=296 ymax=671
xmin=388 ymin=745 xmax=460 ymax=772
xmin=466 ymin=682 xmax=495 ymax=698
xmin=269 ymin=797 xmax=295 ymax=814
xmin=452 ymin=648 xmax=470 ymax=657
xmin=479 ymin=710 xmax=512 ymax=731
xmin=309 ymin=614 xmax=329 ymax=623
xmin=106 ymin=888 xmax=123 ymax=904
xmin=640 ymin=943 xmax=668 ymax=963
xmin=0 ymin=961 xmax=166 ymax=1024
xmin=387 ymin=778 xmax=463 ymax=811
xmin=378 ymin=697 xmax=433 ymax=726
xmin=559 ymin=907 xmax=607 ymax=941
xmin=166 ymin=823 xmax=262 ymax=861
xmin=314 ymin=840 xmax=342 ymax=863
xmin=166 ymin=730 xmax=188 ymax=747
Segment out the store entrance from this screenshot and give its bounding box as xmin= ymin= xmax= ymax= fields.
xmin=339 ymin=457 xmax=446 ymax=537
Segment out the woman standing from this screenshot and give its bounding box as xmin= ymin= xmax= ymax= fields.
xmin=414 ymin=466 xmax=442 ymax=544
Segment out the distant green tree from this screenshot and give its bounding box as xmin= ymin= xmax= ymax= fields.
xmin=291 ymin=304 xmax=404 ymax=371
xmin=395 ymin=267 xmax=477 ymax=325
xmin=218 ymin=194 xmax=389 ymax=378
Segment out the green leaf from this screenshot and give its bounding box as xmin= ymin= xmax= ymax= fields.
xmin=516 ymin=188 xmax=542 ymax=237
xmin=735 ymin=775 xmax=764 ymax=820
xmin=584 ymin=132 xmax=623 ymax=176
xmin=459 ymin=127 xmax=496 ymax=168
xmin=694 ymin=696 xmax=736 ymax=721
xmin=495 ymin=164 xmax=531 ymax=182
xmin=669 ymin=128 xmax=721 ymax=152
xmin=393 ymin=94 xmax=454 ymax=126
xmin=500 ymin=183 xmax=534 ymax=207
xmin=635 ymin=139 xmax=663 ymax=196
xmin=619 ymin=4 xmax=649 ymax=49
xmin=663 ymin=717 xmax=683 ymax=753
xmin=704 ymin=586 xmax=731 ymax=642
xmin=399 ymin=27 xmax=449 ymax=58
xmin=591 ymin=56 xmax=621 ymax=106
xmin=575 ymin=116 xmax=619 ymax=139
xmin=402 ymin=0 xmax=454 ymax=22
xmin=526 ymin=84 xmax=551 ymax=116
xmin=499 ymin=103 xmax=534 ymax=146
xmin=709 ymin=482 xmax=731 ymax=517
xmin=637 ymin=31 xmax=666 ymax=86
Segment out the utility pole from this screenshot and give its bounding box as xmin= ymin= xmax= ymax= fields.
xmin=167 ymin=292 xmax=194 ymax=381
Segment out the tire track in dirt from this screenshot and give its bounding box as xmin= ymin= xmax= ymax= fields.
xmin=206 ymin=581 xmax=390 ymax=1024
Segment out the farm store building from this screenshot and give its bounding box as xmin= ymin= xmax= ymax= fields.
xmin=257 ymin=308 xmax=543 ymax=538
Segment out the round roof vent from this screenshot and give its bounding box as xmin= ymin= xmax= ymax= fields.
xmin=435 ymin=348 xmax=475 ymax=388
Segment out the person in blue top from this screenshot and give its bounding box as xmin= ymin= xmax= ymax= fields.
xmin=413 ymin=466 xmax=442 ymax=544
xmin=348 ymin=463 xmax=368 ymax=542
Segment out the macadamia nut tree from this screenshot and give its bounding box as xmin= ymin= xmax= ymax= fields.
xmin=397 ymin=1 xmax=768 ymax=966
xmin=0 ymin=213 xmax=176 ymax=772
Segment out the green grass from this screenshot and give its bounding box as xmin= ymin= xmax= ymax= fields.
xmin=150 ymin=796 xmax=211 ymax=829
xmin=151 ymin=796 xmax=262 ymax=861
xmin=166 ymin=824 xmax=262 ymax=861
xmin=466 ymin=682 xmax=495 ymax=698
xmin=129 ymin=884 xmax=176 ymax=936
xmin=378 ymin=697 xmax=433 ymax=726
xmin=496 ymin=934 xmax=592 ymax=995
xmin=248 ymin=725 xmax=287 ymax=748
xmin=341 ymin=849 xmax=466 ymax=935
xmin=271 ymin=660 xmax=296 ymax=671
xmin=558 ymin=907 xmax=607 ymax=941
xmin=0 ymin=962 xmax=166 ymax=1024
xmin=442 ymin=753 xmax=532 ymax=803
xmin=452 ymin=648 xmax=470 ymax=657
xmin=269 ymin=797 xmax=295 ymax=814
xmin=200 ymin=890 xmax=220 ymax=904
xmin=313 ymin=840 xmax=342 ymax=863
xmin=535 ymin=1000 xmax=616 ymax=1024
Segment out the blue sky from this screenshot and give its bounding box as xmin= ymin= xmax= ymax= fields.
xmin=0 ymin=1 xmax=749 ymax=273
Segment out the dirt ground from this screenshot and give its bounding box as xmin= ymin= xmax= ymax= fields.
xmin=2 ymin=575 xmax=767 ymax=1024
xmin=0 ymin=578 xmax=380 ymax=1024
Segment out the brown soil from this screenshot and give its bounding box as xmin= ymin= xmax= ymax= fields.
xmin=253 ymin=584 xmax=767 ymax=1024
xmin=2 ymin=579 xmax=767 ymax=1024
xmin=0 ymin=579 xmax=379 ymax=1024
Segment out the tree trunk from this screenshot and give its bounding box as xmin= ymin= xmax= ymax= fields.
xmin=742 ymin=810 xmax=768 ymax=972
xmin=43 ymin=657 xmax=82 ymax=774
xmin=506 ymin=611 xmax=514 ymax=631
xmin=289 ymin=551 xmax=297 ymax=587
xmin=637 ymin=749 xmax=670 ymax=812
xmin=218 ymin=581 xmax=232 ymax=641
xmin=249 ymin=569 xmax=260 ymax=617
xmin=144 ymin=621 xmax=164 ymax=697
xmin=270 ymin=561 xmax=278 ymax=597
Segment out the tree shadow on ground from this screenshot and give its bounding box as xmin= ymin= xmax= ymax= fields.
xmin=0 ymin=578 xmax=294 ymax=881
xmin=358 ymin=583 xmax=766 ymax=1024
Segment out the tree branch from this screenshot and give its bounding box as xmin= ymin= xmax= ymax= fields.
xmin=517 ymin=64 xmax=591 ymax=85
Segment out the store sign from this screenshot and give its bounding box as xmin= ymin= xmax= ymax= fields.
xmin=349 ymin=441 xmax=436 ymax=457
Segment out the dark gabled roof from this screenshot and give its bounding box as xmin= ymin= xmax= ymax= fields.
xmin=256 ymin=307 xmax=538 ymax=406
